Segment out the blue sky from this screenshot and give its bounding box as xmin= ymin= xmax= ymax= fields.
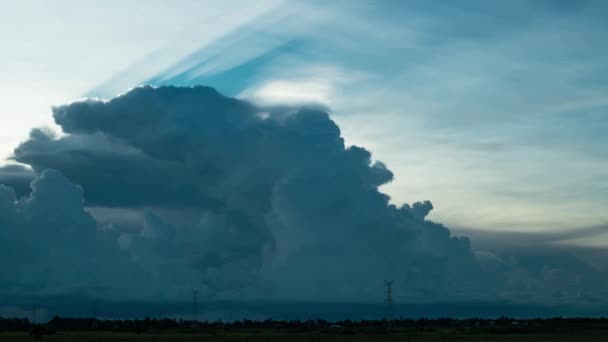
xmin=3 ymin=0 xmax=606 ymax=237
xmin=1 ymin=0 xmax=608 ymax=318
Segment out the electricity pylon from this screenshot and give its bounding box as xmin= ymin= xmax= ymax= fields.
xmin=384 ymin=280 xmax=394 ymax=330
xmin=192 ymin=289 xmax=200 ymax=326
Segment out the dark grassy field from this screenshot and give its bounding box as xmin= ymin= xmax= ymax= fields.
xmin=4 ymin=317 xmax=608 ymax=341
xmin=3 ymin=327 xmax=608 ymax=342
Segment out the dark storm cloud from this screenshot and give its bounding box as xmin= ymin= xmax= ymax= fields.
xmin=0 ymin=164 xmax=35 ymax=198
xmin=3 ymin=85 xmax=608 ymax=305
xmin=1 ymin=170 xmax=100 ymax=293
xmin=2 ymin=86 xmax=483 ymax=302
xmin=0 ymin=170 xmax=210 ymax=300
xmin=12 ymin=128 xmax=216 ymax=208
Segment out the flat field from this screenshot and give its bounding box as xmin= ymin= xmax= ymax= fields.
xmin=2 ymin=327 xmax=608 ymax=342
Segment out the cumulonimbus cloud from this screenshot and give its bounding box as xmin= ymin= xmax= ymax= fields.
xmin=1 ymin=86 xmax=606 ymax=305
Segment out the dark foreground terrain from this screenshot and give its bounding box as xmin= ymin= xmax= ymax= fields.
xmin=2 ymin=317 xmax=608 ymax=341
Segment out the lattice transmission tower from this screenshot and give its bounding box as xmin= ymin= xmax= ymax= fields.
xmin=192 ymin=289 xmax=200 ymax=326
xmin=384 ymin=280 xmax=394 ymax=329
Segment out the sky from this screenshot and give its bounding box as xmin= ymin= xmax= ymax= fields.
xmin=1 ymin=0 xmax=608 ymax=319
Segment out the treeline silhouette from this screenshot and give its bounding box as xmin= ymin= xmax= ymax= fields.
xmin=0 ymin=316 xmax=608 ymax=339
xmin=2 ymin=316 xmax=608 ymax=334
